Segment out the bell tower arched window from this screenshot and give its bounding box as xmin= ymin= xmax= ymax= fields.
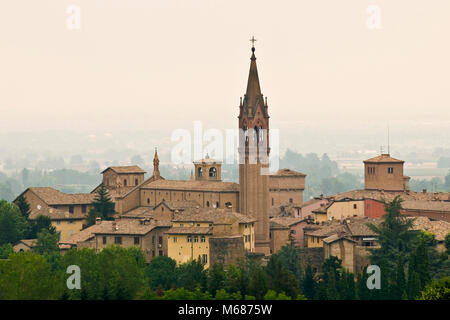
xmin=198 ymin=167 xmax=202 ymax=178
xmin=209 ymin=167 xmax=217 ymax=178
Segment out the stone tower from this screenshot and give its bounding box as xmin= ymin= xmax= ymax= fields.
xmin=193 ymin=154 xmax=222 ymax=181
xmin=238 ymin=44 xmax=271 ymax=255
xmin=364 ymin=153 xmax=410 ymax=191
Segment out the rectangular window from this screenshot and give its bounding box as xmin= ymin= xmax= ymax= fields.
xmin=69 ymin=205 xmax=74 ymax=213
xmin=201 ymin=236 xmax=205 ymax=243
xmin=388 ymin=167 xmax=394 ymax=174
xmin=202 ymin=254 xmax=208 ymax=264
xmin=134 ymin=237 xmax=140 ymax=245
xmin=81 ymin=204 xmax=87 ymax=213
xmin=115 ymin=236 xmax=122 ymax=244
xmin=159 ymin=250 xmax=163 ymax=256
xmin=152 ymin=250 xmax=155 ymax=257
xmin=102 ymin=236 xmax=107 ymax=244
xmin=152 ymin=236 xmax=155 ymax=244
xmin=187 ymin=236 xmax=192 ymax=243
xmin=180 ymin=223 xmax=184 ymax=227
xmin=56 ymin=221 xmax=61 ymax=225
xmin=158 ymin=236 xmax=163 ymax=245
xmin=353 ymin=204 xmax=357 ymax=209
xmin=173 ymin=236 xmax=177 ymax=243
xmin=194 ymin=236 xmax=198 ymax=243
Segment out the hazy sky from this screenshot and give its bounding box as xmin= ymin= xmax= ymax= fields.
xmin=1 ymin=0 xmax=449 ymax=143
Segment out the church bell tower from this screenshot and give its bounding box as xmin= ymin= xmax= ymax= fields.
xmin=238 ymin=38 xmax=271 ymax=255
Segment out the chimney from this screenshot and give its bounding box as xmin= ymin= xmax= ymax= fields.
xmin=423 ymin=189 xmax=427 ymax=194
xmin=96 ymin=217 xmax=101 ymax=225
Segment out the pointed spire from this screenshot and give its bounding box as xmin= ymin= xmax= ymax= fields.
xmin=245 ymin=45 xmax=262 ymax=107
xmin=153 ymin=147 xmax=160 ymax=179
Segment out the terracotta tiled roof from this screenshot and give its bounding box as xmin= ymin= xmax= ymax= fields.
xmin=304 ymin=222 xmax=347 ymax=237
xmin=271 ymin=168 xmax=306 ymax=177
xmin=409 ymin=216 xmax=450 ymax=241
xmin=363 ymin=154 xmax=404 ymax=163
xmin=332 ymin=189 xmax=450 ymax=203
xmin=61 ymin=222 xmax=115 ymax=245
xmin=322 ymin=234 xmax=356 ymax=244
xmin=166 ymin=227 xmax=212 ymax=235
xmin=17 ymin=239 xmax=37 ymax=248
xmin=155 ymin=200 xmax=200 ymax=211
xmin=121 ymin=206 xmax=154 ymax=218
xmin=344 ymin=218 xmax=379 ymax=237
xmin=172 ymin=207 xmax=256 ymax=224
xmin=270 ymin=221 xmax=289 ymax=230
xmin=142 ymin=179 xmax=239 ymax=192
xmin=270 ymin=217 xmax=303 ymax=227
xmin=305 ymin=217 xmax=379 ymax=238
xmin=27 ymin=187 xmax=95 ymax=205
xmin=93 ymin=219 xmax=170 ymax=236
xmin=101 ymin=166 xmax=146 ymax=174
xmin=402 ymin=200 xmax=450 ymax=212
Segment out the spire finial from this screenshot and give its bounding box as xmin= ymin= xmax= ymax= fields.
xmin=250 ymin=36 xmax=257 ymax=52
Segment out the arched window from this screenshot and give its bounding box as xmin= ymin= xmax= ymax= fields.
xmin=135 ymin=179 xmax=138 ymax=185
xmin=198 ymin=167 xmax=203 ymax=178
xmin=209 ymin=167 xmax=217 ymax=177
xmin=123 ymin=179 xmax=127 ymax=186
xmin=216 ymin=202 xmax=219 ymax=208
xmin=206 ymin=201 xmax=210 ymax=207
xmin=259 ymin=126 xmax=264 ymax=142
xmin=253 ymin=126 xmax=258 ymax=144
xmin=147 ymin=198 xmax=150 ymax=205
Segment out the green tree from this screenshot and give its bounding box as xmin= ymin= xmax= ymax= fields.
xmin=0 ymin=200 xmax=28 ymax=245
xmin=248 ymin=266 xmax=268 ymax=300
xmin=0 ymin=251 xmax=64 ymax=299
xmin=86 ymin=186 xmax=115 ymax=227
xmin=27 ymin=215 xmax=57 ymax=239
xmin=206 ymin=263 xmax=225 ymax=296
xmin=418 ymin=277 xmax=450 ymax=300
xmin=445 ymin=233 xmax=450 ymax=255
xmin=33 ymin=228 xmax=60 ymax=255
xmin=368 ymin=196 xmax=417 ymax=273
xmin=0 ymin=243 xmax=13 ymax=259
xmin=175 ymin=258 xmax=206 ymax=291
xmin=302 ymin=264 xmax=316 ymax=300
xmin=146 ymin=255 xmax=177 ymax=290
xmin=392 ymin=256 xmax=407 ymax=300
xmin=15 ymin=194 xmax=30 ymax=219
xmin=265 ymin=254 xmax=299 ymax=299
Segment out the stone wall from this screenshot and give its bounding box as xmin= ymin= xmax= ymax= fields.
xmin=298 ymin=247 xmax=324 ymax=272
xmin=209 ymin=236 xmax=245 ymax=266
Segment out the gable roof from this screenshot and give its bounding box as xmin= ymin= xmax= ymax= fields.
xmin=24 ymin=187 xmax=95 ymax=205
xmin=93 ymin=219 xmax=171 ymax=236
xmin=101 ymin=166 xmax=146 ymax=174
xmin=154 ymin=200 xmax=200 ymax=211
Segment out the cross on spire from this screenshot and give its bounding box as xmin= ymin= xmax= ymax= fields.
xmin=250 ymin=36 xmax=257 ymax=49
